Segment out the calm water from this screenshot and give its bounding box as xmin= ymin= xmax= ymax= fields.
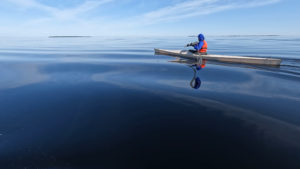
xmin=0 ymin=36 xmax=300 ymax=169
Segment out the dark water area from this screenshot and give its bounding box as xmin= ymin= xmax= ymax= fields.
xmin=0 ymin=36 xmax=300 ymax=169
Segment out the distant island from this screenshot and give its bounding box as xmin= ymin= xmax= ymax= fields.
xmin=48 ymin=36 xmax=92 ymax=38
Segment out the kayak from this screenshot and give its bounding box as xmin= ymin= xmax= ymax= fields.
xmin=154 ymin=48 xmax=282 ymax=66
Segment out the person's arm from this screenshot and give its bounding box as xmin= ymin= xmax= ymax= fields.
xmin=193 ymin=41 xmax=204 ymax=50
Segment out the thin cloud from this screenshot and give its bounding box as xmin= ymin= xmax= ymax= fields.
xmin=140 ymin=0 xmax=281 ymax=24
xmin=72 ymin=0 xmax=282 ymax=35
xmin=1 ymin=0 xmax=283 ymax=36
xmin=6 ymin=0 xmax=114 ymax=20
xmin=53 ymin=0 xmax=114 ymax=20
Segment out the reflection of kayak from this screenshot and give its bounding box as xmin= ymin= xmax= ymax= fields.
xmin=154 ymin=48 xmax=281 ymax=66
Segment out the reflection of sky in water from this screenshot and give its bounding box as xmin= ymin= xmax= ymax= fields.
xmin=0 ymin=63 xmax=49 ymax=89
xmin=0 ymin=36 xmax=300 ymax=168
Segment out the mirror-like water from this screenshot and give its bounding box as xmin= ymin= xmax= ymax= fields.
xmin=0 ymin=36 xmax=300 ymax=169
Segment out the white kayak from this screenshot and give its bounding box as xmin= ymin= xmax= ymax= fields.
xmin=154 ymin=48 xmax=281 ymax=66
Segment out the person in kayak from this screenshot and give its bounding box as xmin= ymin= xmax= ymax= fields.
xmin=186 ymin=34 xmax=207 ymax=55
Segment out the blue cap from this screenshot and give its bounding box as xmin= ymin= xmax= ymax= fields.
xmin=198 ymin=34 xmax=205 ymax=41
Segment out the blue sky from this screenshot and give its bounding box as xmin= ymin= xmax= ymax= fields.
xmin=0 ymin=0 xmax=299 ymax=36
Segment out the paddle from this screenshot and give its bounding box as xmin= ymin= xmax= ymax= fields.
xmin=185 ymin=41 xmax=199 ymax=47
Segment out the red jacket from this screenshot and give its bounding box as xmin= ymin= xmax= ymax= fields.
xmin=199 ymin=40 xmax=207 ymax=53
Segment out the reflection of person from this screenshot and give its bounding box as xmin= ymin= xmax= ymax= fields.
xmin=190 ymin=69 xmax=201 ymax=89
xmin=195 ymin=60 xmax=206 ymax=70
xmin=186 ymin=34 xmax=208 ymax=55
xmin=190 ymin=60 xmax=206 ymax=89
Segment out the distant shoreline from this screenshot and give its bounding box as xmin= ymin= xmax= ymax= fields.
xmin=48 ymin=36 xmax=92 ymax=38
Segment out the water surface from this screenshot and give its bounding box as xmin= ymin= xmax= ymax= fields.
xmin=0 ymin=36 xmax=300 ymax=169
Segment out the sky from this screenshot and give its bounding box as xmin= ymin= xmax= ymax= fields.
xmin=0 ymin=0 xmax=299 ymax=36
